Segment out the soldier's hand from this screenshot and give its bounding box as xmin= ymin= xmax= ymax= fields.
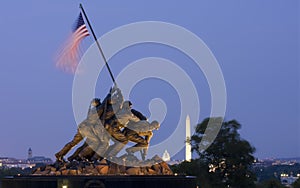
xmin=115 ymin=87 xmax=121 ymax=94
xmin=110 ymin=85 xmax=119 ymax=93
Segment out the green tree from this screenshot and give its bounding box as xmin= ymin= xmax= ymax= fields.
xmin=256 ymin=178 xmax=285 ymax=188
xmin=252 ymin=163 xmax=300 ymax=182
xmin=190 ymin=117 xmax=257 ymax=188
xmin=293 ymin=178 xmax=300 ymax=188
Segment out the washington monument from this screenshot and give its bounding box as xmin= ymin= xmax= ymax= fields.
xmin=185 ymin=115 xmax=192 ymax=162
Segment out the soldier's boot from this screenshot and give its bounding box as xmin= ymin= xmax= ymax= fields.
xmin=67 ymin=150 xmax=80 ymax=162
xmin=67 ymin=154 xmax=82 ymax=162
xmin=55 ymin=152 xmax=64 ymax=162
xmin=68 ymin=142 xmax=88 ymax=162
xmin=68 ymin=155 xmax=81 ymax=162
xmin=55 ymin=143 xmax=73 ymax=161
xmin=67 ymin=156 xmax=74 ymax=162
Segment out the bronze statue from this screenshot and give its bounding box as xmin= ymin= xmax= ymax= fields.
xmin=102 ymin=100 xmax=141 ymax=158
xmin=55 ymin=87 xmax=160 ymax=163
xmin=124 ymin=120 xmax=160 ymax=160
xmin=55 ymin=87 xmax=123 ymax=161
xmin=104 ymin=101 xmax=160 ymax=160
xmin=89 ymin=87 xmax=125 ymax=161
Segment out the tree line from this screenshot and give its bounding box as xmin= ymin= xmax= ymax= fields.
xmin=171 ymin=117 xmax=300 ymax=188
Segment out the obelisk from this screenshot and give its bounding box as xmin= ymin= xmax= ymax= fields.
xmin=185 ymin=115 xmax=192 ymax=162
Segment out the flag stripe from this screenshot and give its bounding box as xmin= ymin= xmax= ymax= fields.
xmin=56 ymin=13 xmax=89 ymax=73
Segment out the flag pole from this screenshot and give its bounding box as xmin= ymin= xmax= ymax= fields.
xmin=79 ymin=3 xmax=117 ymax=86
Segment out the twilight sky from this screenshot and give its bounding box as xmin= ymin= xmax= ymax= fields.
xmin=0 ymin=1 xmax=299 ymax=160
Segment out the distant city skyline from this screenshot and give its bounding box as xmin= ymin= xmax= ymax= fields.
xmin=1 ymin=146 xmax=299 ymax=162
xmin=0 ymin=1 xmax=299 ymax=160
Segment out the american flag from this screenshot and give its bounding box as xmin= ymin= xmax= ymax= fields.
xmin=56 ymin=13 xmax=90 ymax=73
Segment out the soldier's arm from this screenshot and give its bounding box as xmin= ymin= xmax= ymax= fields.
xmin=129 ymin=113 xmax=140 ymax=123
xmin=116 ymin=88 xmax=124 ymax=105
xmin=139 ymin=131 xmax=153 ymax=143
xmin=145 ymin=131 xmax=153 ymax=143
xmin=97 ymin=98 xmax=108 ymax=119
xmin=104 ymin=93 xmax=112 ymax=104
xmin=131 ymin=109 xmax=147 ymax=120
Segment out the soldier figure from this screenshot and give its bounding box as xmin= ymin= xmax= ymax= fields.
xmin=123 ymin=101 xmax=160 ymax=160
xmin=55 ymin=98 xmax=102 ymax=161
xmin=104 ymin=101 xmax=160 ymax=160
xmin=89 ymin=87 xmax=125 ymax=161
xmin=124 ymin=120 xmax=160 ymax=160
xmin=102 ymin=100 xmax=140 ymax=158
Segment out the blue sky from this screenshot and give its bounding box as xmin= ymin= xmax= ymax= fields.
xmin=0 ymin=1 xmax=299 ymax=160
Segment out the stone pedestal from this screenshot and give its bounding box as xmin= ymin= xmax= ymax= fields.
xmin=2 ymin=175 xmax=196 ymax=188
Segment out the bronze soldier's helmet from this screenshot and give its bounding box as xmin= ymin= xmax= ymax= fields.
xmin=150 ymin=120 xmax=160 ymax=130
xmin=91 ymin=98 xmax=101 ymax=107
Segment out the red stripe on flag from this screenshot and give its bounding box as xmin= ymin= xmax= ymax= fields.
xmin=55 ymin=19 xmax=89 ymax=74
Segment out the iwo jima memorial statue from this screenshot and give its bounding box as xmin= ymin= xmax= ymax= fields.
xmin=1 ymin=4 xmax=196 ymax=188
